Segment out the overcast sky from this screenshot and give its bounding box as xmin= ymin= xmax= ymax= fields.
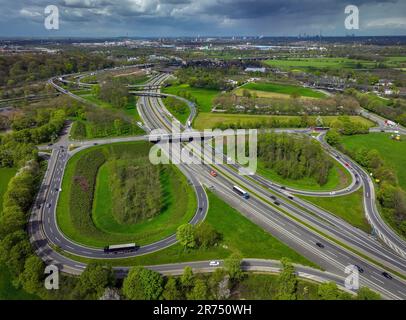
xmin=0 ymin=0 xmax=405 ymax=37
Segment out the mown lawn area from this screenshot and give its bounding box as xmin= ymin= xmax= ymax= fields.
xmin=0 ymin=263 xmax=38 ymax=300
xmin=57 ymin=141 xmax=196 ymax=247
xmin=340 ymin=133 xmax=406 ymax=192
xmin=60 ymin=190 xmax=317 ymax=268
xmin=162 ymin=84 xmax=220 ymax=112
xmin=298 ymin=189 xmax=371 ymax=233
xmin=257 ymin=159 xmax=351 ymax=192
xmin=240 ymin=82 xmax=326 ymax=99
xmin=193 ymin=113 xmax=374 ymax=131
xmin=0 ymin=167 xmax=17 ymax=215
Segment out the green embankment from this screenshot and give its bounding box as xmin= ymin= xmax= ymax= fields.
xmin=57 ymin=141 xmax=196 ymax=247
xmin=162 ymin=84 xmax=220 ymax=113
xmin=60 ymin=190 xmax=317 ymax=268
xmin=340 ymin=133 xmax=406 ymax=192
xmin=299 ymin=189 xmax=371 ymax=233
xmin=257 ymin=159 xmax=351 ymax=192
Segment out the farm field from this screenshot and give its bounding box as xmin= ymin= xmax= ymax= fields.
xmin=299 ymin=189 xmax=371 ymax=233
xmin=264 ymin=57 xmax=376 ymax=72
xmin=340 ymin=133 xmax=406 ymax=192
xmin=239 ymin=82 xmax=327 ymax=99
xmin=193 ymin=113 xmax=375 ymax=131
xmin=56 ymin=141 xmax=196 ymax=247
xmin=59 ymin=190 xmax=317 ymax=268
xmin=0 ymin=167 xmax=17 ymax=215
xmin=162 ymin=84 xmax=220 ymax=112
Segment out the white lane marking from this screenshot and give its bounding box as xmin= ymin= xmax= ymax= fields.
xmin=291 ymin=229 xmax=301 ymax=236
xmin=370 ymin=275 xmax=384 ymax=284
xmin=327 ymin=251 xmax=337 ymax=258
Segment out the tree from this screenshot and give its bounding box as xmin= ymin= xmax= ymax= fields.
xmin=123 ymin=266 xmax=164 ymax=300
xmin=356 ymin=287 xmax=381 ymax=300
xmin=208 ymin=268 xmax=230 ymax=300
xmin=187 ymin=279 xmax=208 ymax=300
xmin=176 ymin=224 xmax=196 ymax=249
xmin=163 ymin=277 xmax=183 ymax=300
xmin=180 ymin=266 xmax=195 ymax=289
xmin=194 ymin=223 xmax=221 ymax=248
xmin=0 ymin=205 xmax=26 ymax=237
xmin=72 ymin=262 xmax=115 ymax=300
xmin=317 ymin=282 xmax=341 ymax=300
xmin=0 ymin=231 xmax=32 ymax=276
xmin=276 ymin=258 xmax=297 ymax=300
xmin=224 ymin=253 xmax=243 ymax=281
xmin=18 ymin=255 xmax=44 ymax=295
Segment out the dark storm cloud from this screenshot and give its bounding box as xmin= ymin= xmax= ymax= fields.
xmin=0 ymin=0 xmax=405 ymax=37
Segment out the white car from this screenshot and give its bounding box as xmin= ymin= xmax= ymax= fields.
xmin=329 ymin=191 xmax=336 ymax=195
xmin=209 ymin=260 xmax=220 ymax=267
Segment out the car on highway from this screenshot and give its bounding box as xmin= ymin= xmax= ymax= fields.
xmin=209 ymin=261 xmax=220 ymax=267
xmin=382 ymin=272 xmax=392 ymax=279
xmin=46 ymin=203 xmax=51 ymax=208
xmin=210 ymin=170 xmax=218 ymax=177
xmin=274 ymin=201 xmax=281 ymax=206
xmin=329 ymin=191 xmax=336 ymax=195
xmin=280 ymin=186 xmax=286 ymax=190
xmin=354 ymin=265 xmax=364 ymax=273
xmin=316 ymin=242 xmax=325 ymax=248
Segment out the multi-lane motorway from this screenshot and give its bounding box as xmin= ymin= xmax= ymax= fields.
xmin=28 ymin=70 xmax=406 ymax=299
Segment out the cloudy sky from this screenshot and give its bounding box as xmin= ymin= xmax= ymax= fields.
xmin=0 ymin=0 xmax=405 ymax=37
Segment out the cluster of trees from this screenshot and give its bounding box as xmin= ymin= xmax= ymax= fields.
xmin=258 ymin=133 xmax=333 ymax=185
xmin=92 ymin=76 xmax=130 ymax=109
xmin=109 ymin=160 xmax=162 ymax=224
xmin=327 ymin=133 xmax=406 ymax=236
xmin=174 ymin=67 xmax=234 ymax=91
xmin=164 ymin=96 xmax=189 ymax=119
xmin=176 ymin=222 xmax=222 ymax=250
xmin=213 ymin=92 xmax=361 ymax=116
xmin=70 ymin=106 xmax=143 ymax=140
xmin=0 ymin=160 xmax=49 ymax=297
xmin=346 ymin=88 xmax=406 ymax=127
xmin=69 ymin=149 xmax=107 ymax=234
xmin=0 ymin=52 xmax=114 ymax=87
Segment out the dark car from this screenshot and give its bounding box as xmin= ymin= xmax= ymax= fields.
xmin=274 ymin=201 xmax=281 ymax=206
xmin=270 ymin=195 xmax=277 ymax=200
xmin=280 ymin=186 xmax=286 ymax=190
xmin=316 ymin=242 xmax=325 ymax=248
xmin=382 ymin=272 xmax=392 ymax=279
xmin=354 ymin=265 xmax=364 ymax=273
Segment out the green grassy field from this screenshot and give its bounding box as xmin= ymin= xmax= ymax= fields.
xmin=340 ymin=133 xmax=406 ymax=192
xmin=237 ymin=273 xmax=320 ymax=300
xmin=80 ymin=93 xmax=141 ymax=121
xmin=0 ymin=167 xmax=17 ymax=215
xmin=57 ymin=142 xmax=196 ymax=247
xmin=193 ymin=113 xmax=375 ymax=131
xmin=240 ymin=82 xmax=327 ymax=99
xmin=60 ymin=190 xmax=317 ymax=268
xmin=162 ymin=96 xmax=191 ymax=124
xmin=257 ymin=159 xmax=351 ymax=192
xmin=162 ymin=84 xmax=220 ymax=112
xmin=0 ymin=263 xmax=38 ymax=300
xmin=264 ymin=57 xmax=376 ymax=72
xmin=299 ymin=189 xmax=371 ymax=233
